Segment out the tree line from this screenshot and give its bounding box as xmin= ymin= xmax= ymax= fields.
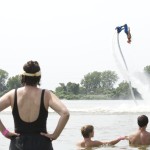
xmin=0 ymin=65 xmax=150 ymax=100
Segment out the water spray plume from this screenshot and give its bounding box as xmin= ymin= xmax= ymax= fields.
xmin=115 ymin=24 xmax=138 ymax=105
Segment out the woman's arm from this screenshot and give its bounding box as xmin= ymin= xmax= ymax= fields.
xmin=41 ymin=90 xmax=70 ymax=140
xmin=0 ymin=91 xmax=12 ymax=132
xmin=0 ymin=90 xmax=19 ymax=138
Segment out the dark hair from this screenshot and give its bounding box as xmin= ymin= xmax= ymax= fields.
xmin=21 ymin=60 xmax=41 ymax=86
xmin=81 ymin=125 xmax=94 ymax=138
xmin=137 ymin=115 xmax=148 ymax=127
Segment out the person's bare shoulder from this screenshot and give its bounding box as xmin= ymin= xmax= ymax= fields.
xmin=127 ymin=132 xmax=141 ymax=145
xmin=147 ymin=131 xmax=150 ymax=136
xmin=128 ymin=131 xmax=139 ymax=139
xmin=89 ymin=140 xmax=103 ymax=147
xmin=76 ymin=141 xmax=85 ymax=148
xmin=44 ymin=90 xmax=59 ymax=100
xmin=0 ymin=89 xmax=16 ymax=110
xmin=144 ymin=131 xmax=150 ymax=141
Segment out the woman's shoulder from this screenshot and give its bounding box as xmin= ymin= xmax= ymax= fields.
xmin=4 ymin=89 xmax=16 ymax=97
xmin=43 ymin=89 xmax=54 ymax=100
xmin=44 ymin=89 xmax=56 ymax=97
xmin=43 ymin=89 xmax=54 ymax=93
xmin=0 ymin=89 xmax=16 ymax=105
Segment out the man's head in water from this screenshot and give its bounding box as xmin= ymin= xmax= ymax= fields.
xmin=137 ymin=115 xmax=148 ymax=128
xmin=81 ymin=125 xmax=94 ymax=138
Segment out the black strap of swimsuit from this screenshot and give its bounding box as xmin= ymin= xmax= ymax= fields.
xmin=40 ymin=89 xmax=45 ymax=109
xmin=13 ymin=89 xmax=18 ymax=113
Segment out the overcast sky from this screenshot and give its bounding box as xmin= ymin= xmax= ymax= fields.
xmin=0 ymin=0 xmax=150 ymax=90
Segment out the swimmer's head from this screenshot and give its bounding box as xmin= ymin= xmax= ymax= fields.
xmin=138 ymin=115 xmax=148 ymax=128
xmin=81 ymin=125 xmax=94 ymax=138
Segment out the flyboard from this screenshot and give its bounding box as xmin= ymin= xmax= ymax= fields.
xmin=114 ymin=24 xmax=137 ymax=105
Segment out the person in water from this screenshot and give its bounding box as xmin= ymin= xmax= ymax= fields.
xmin=126 ymin=115 xmax=150 ymax=145
xmin=0 ymin=60 xmax=70 ymax=150
xmin=77 ymin=125 xmax=126 ymax=148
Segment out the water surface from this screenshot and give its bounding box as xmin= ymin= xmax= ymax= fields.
xmin=1 ymin=100 xmax=150 ymax=150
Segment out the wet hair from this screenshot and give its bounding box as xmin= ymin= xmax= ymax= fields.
xmin=21 ymin=60 xmax=41 ymax=86
xmin=137 ymin=115 xmax=148 ymax=127
xmin=81 ymin=125 xmax=94 ymax=138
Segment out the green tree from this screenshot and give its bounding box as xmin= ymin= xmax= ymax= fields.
xmin=81 ymin=71 xmax=118 ymax=94
xmin=79 ymin=86 xmax=86 ymax=94
xmin=115 ymin=81 xmax=130 ymax=99
xmin=144 ymin=65 xmax=150 ymax=75
xmin=114 ymin=81 xmax=142 ymax=100
xmin=6 ymin=75 xmax=22 ymax=90
xmin=66 ymin=82 xmax=79 ymax=94
xmin=81 ymin=71 xmax=101 ymax=94
xmin=55 ymin=83 xmax=67 ymax=98
xmin=0 ymin=69 xmax=8 ymax=92
xmin=144 ymin=65 xmax=150 ymax=74
xmin=101 ymin=71 xmax=118 ymax=90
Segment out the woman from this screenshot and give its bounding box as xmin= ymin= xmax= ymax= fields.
xmin=0 ymin=60 xmax=70 ymax=150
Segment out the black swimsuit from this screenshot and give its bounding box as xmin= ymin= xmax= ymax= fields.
xmin=9 ymin=89 xmax=53 ymax=150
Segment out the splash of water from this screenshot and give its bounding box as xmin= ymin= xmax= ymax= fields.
xmin=131 ymin=71 xmax=150 ymax=100
xmin=116 ymin=33 xmax=137 ymax=104
xmin=112 ymin=32 xmax=137 ymax=105
xmin=112 ymin=30 xmax=150 ymax=102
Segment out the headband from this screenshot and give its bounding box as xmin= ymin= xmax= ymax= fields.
xmin=21 ymin=71 xmax=41 ymax=77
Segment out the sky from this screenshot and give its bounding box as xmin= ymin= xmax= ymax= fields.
xmin=0 ymin=0 xmax=150 ymax=91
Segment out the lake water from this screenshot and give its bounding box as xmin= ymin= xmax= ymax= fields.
xmin=1 ymin=100 xmax=150 ymax=150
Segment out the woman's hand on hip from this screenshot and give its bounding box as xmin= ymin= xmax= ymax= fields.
xmin=40 ymin=132 xmax=57 ymax=141
xmin=5 ymin=131 xmax=20 ymax=139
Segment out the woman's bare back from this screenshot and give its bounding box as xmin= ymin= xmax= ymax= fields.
xmin=11 ymin=86 xmax=49 ymax=123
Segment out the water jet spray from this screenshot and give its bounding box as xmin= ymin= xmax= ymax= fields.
xmin=115 ymin=24 xmax=137 ymax=105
